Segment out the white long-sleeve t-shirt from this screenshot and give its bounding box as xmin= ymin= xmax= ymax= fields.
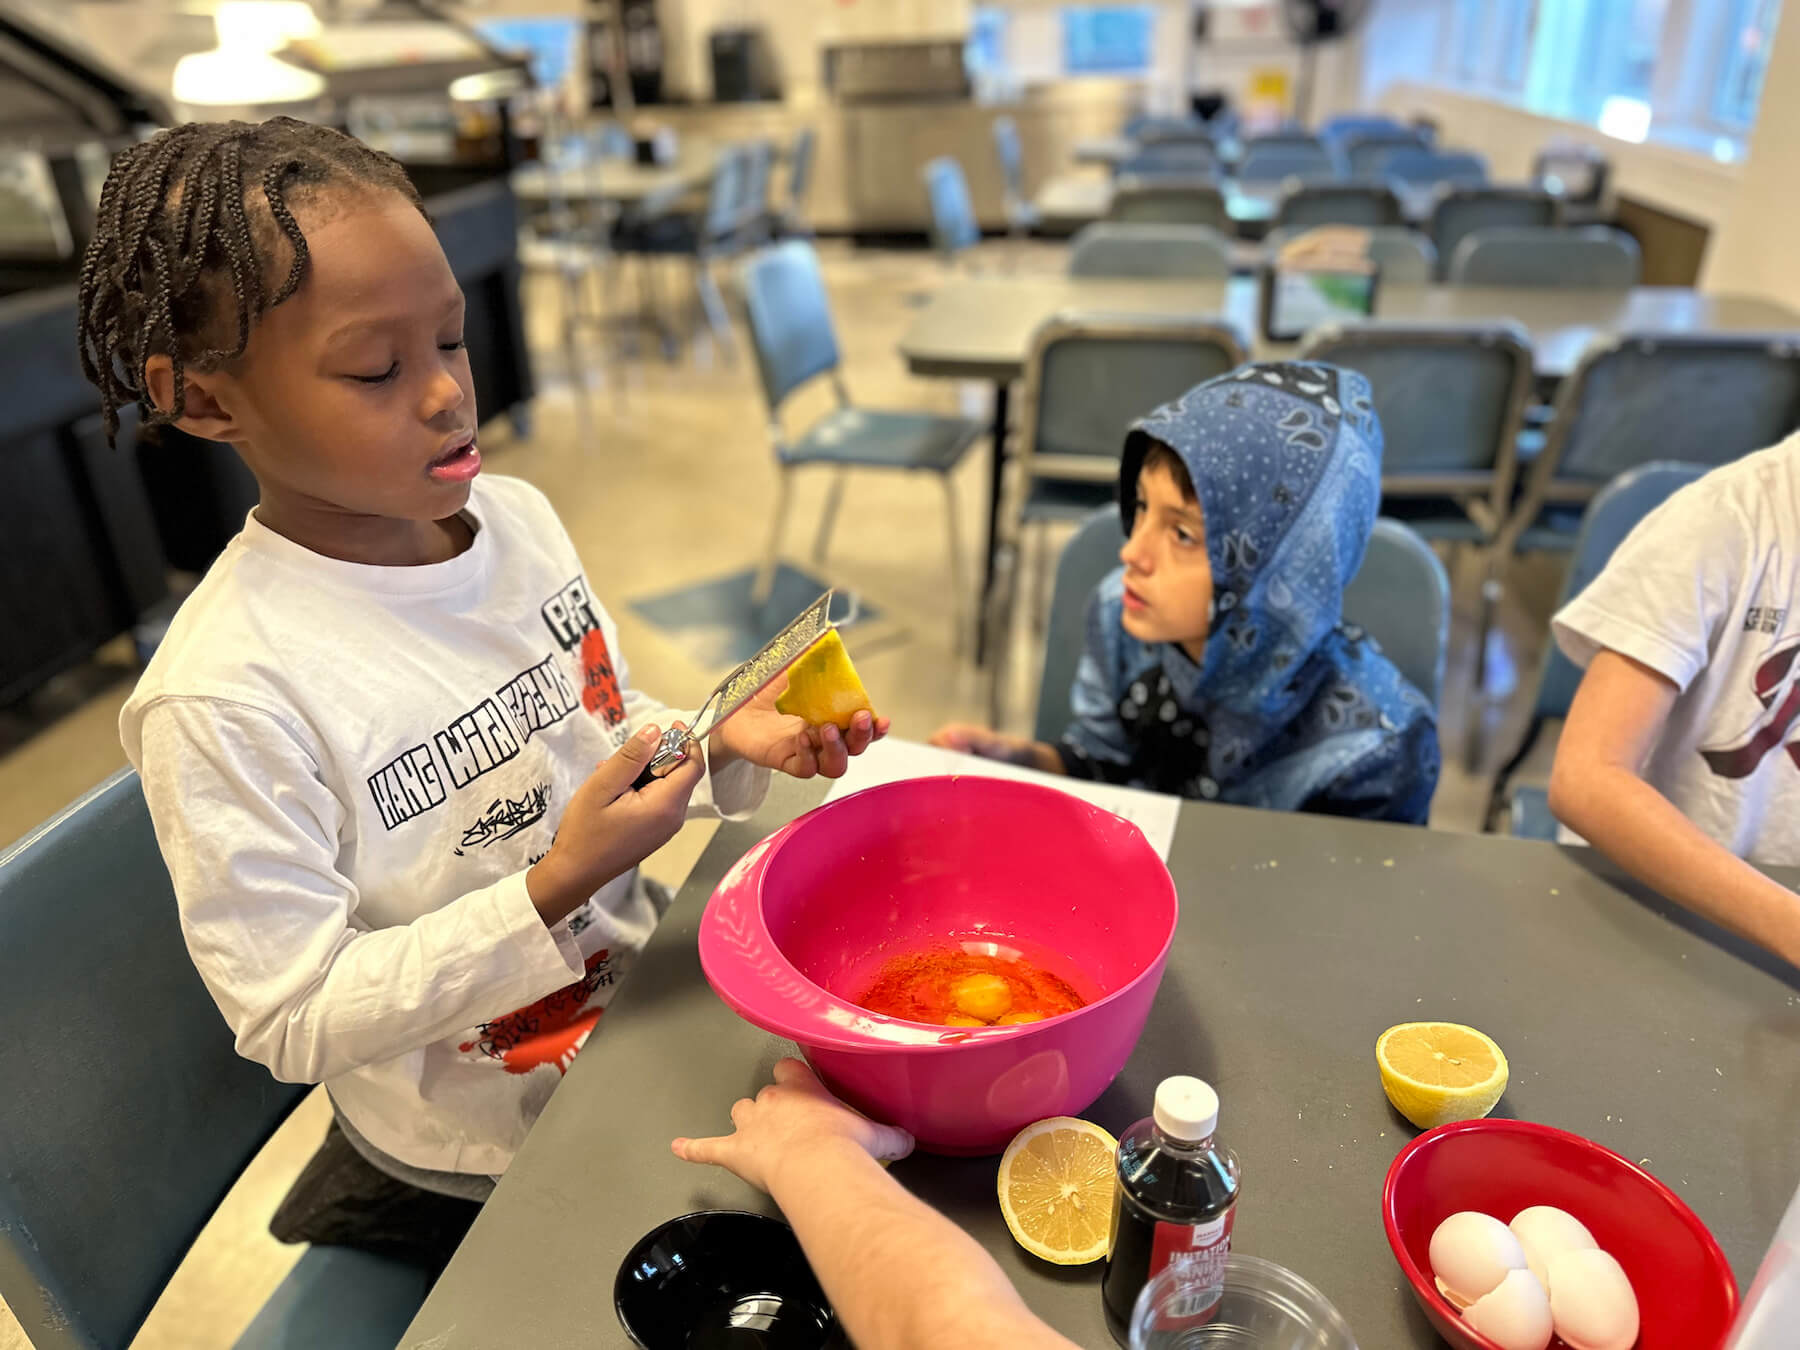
xmin=120 ymin=475 xmax=767 ymax=1176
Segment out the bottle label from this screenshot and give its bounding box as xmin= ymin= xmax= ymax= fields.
xmin=1148 ymin=1210 xmax=1235 ymax=1326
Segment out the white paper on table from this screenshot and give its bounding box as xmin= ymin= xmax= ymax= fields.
xmin=821 ymin=737 xmax=1179 ymax=862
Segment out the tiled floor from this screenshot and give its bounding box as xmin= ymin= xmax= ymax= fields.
xmin=0 ymin=241 xmax=1563 ymax=1349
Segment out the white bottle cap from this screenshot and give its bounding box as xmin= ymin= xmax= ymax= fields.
xmin=1154 ymin=1076 xmax=1219 ymax=1142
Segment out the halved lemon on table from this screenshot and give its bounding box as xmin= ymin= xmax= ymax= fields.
xmin=774 ymin=630 xmax=875 ymax=730
xmin=1377 ymin=1021 xmax=1510 ymax=1130
xmin=997 ymin=1117 xmax=1118 ymax=1265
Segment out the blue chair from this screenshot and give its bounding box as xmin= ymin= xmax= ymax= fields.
xmin=1320 ymin=114 xmax=1413 ymax=148
xmin=1107 ymin=176 xmax=1230 ymax=232
xmin=0 ymin=770 xmax=431 ymax=1350
xmin=1343 ymin=130 xmax=1433 ymax=178
xmin=1263 ymin=225 xmax=1437 ymax=284
xmin=1380 ymin=148 xmax=1489 ymax=189
xmin=1275 ymin=182 xmax=1405 ymax=230
xmin=773 ymin=125 xmax=816 ymax=239
xmin=996 ymin=314 xmax=1247 ymax=724
xmin=1449 ymin=226 xmax=1641 ymax=288
xmin=1238 ymin=140 xmax=1342 ymax=183
xmin=741 ymin=241 xmax=982 ymax=640
xmin=1032 ymin=512 xmax=1449 ymax=742
xmin=1134 ymin=118 xmax=1216 ymax=147
xmin=1484 ymin=464 xmax=1708 ymax=836
xmin=1116 ymin=142 xmax=1220 ymax=179
xmin=1499 ymin=332 xmax=1800 ymax=559
xmin=1428 ymin=187 xmax=1561 ymax=280
xmin=1068 ymin=222 xmax=1232 ymax=279
xmin=922 ymin=155 xmax=981 ymax=262
xmin=992 ymin=116 xmax=1038 ymax=238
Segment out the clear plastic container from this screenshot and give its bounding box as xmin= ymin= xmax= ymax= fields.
xmin=1726 ymin=1177 xmax=1800 ymax=1349
xmin=1128 ymin=1253 xmax=1358 ymax=1350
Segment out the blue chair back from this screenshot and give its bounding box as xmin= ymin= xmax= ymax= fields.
xmin=1134 ymin=118 xmax=1215 ymax=147
xmin=993 ymin=115 xmax=1026 ymax=201
xmin=702 ymin=144 xmax=750 ymax=240
xmin=0 ymin=771 xmax=310 ymax=1350
xmin=1321 ymin=114 xmax=1411 ymax=146
xmin=1428 ymin=187 xmax=1560 ymax=279
xmin=1449 ymin=226 xmax=1640 ymax=288
xmin=1033 ymin=513 xmax=1447 ymax=741
xmin=1108 ymin=176 xmax=1230 ymax=231
xmin=1342 ymin=518 xmax=1452 ymax=706
xmin=922 ymin=156 xmax=980 ymax=259
xmin=787 ymin=126 xmax=816 ymax=212
xmin=1117 ymin=143 xmax=1219 ymax=178
xmin=741 ymin=241 xmax=842 ymax=412
xmin=1276 ymin=182 xmax=1404 ymax=229
xmin=1530 ymin=463 xmax=1709 ymax=721
xmin=1299 ymin=322 xmax=1534 ymax=505
xmin=1264 ymin=225 xmax=1436 ymax=285
xmin=1531 ymin=333 xmax=1800 ymax=495
xmin=1068 ymin=222 xmax=1232 ymax=279
xmin=1238 ymin=141 xmax=1342 ymax=183
xmin=1380 ymin=147 xmax=1489 ymax=187
xmin=1344 ymin=130 xmax=1432 ymax=177
xmin=1022 ymin=314 xmax=1246 ymax=469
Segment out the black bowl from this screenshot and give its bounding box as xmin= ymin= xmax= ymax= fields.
xmin=615 ymin=1210 xmax=847 ymax=1350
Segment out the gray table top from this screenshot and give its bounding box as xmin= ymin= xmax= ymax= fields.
xmin=1036 ymin=174 xmax=1601 ymax=234
xmin=898 ymin=274 xmax=1800 ymax=383
xmin=402 ymin=777 xmax=1800 ymax=1349
xmin=511 ymin=150 xmax=715 ymax=208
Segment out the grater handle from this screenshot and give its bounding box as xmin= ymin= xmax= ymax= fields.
xmin=631 ymin=725 xmax=696 ymax=792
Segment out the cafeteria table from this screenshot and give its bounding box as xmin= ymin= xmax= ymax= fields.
xmin=401 ymin=774 xmax=1800 ymax=1349
xmin=1036 ymin=172 xmax=1446 ymax=238
xmin=900 ymin=275 xmax=1800 ymax=659
xmin=511 ymin=147 xmax=717 ymax=215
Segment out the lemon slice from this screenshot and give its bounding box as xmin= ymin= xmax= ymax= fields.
xmin=774 ymin=629 xmax=875 ymax=729
xmin=1377 ymin=1021 xmax=1510 ymax=1130
xmin=996 ymin=1116 xmax=1118 ymax=1265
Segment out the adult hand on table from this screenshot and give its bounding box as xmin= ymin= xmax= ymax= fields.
xmin=526 ymin=723 xmax=705 ymax=927
xmin=672 ymin=1058 xmax=913 ymax=1193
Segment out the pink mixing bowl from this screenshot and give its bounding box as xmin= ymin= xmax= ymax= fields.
xmin=699 ymin=776 xmax=1178 ymax=1154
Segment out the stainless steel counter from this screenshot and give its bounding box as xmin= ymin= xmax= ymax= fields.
xmin=637 ymin=82 xmax=1143 ymax=234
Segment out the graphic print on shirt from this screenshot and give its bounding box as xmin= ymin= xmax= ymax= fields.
xmin=453 ymin=781 xmax=552 ymax=855
xmin=1699 ymin=633 xmax=1800 ymax=778
xmin=459 ymin=947 xmax=617 ymax=1074
xmin=539 ymin=573 xmax=626 ymax=727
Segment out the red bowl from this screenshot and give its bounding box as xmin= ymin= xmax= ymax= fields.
xmin=1382 ymin=1119 xmax=1738 ymax=1350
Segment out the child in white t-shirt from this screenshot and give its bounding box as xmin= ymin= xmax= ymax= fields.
xmin=1549 ymin=437 xmax=1800 ymax=970
xmin=80 ymin=118 xmax=885 ymax=1256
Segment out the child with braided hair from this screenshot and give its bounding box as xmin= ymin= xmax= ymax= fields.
xmin=87 ymin=118 xmax=885 ymax=1267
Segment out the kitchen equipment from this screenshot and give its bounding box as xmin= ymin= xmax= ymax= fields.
xmin=614 ymin=1210 xmax=845 ymax=1349
xmin=637 ymin=590 xmax=850 ymax=786
xmin=699 ymin=775 xmax=1179 ymax=1154
xmin=1383 ymin=1118 xmax=1738 ymax=1350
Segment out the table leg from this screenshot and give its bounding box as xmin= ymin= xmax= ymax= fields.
xmin=976 ymin=380 xmax=1010 ymax=666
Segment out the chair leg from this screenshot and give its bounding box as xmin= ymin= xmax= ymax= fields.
xmin=753 ymin=469 xmax=795 ymax=607
xmin=813 ymin=467 xmax=849 ymax=564
xmin=1464 ymin=558 xmax=1505 ymax=773
xmin=694 ymin=258 xmax=737 ymax=363
xmin=942 ymin=472 xmax=968 ymax=657
xmin=1029 ymin=519 xmax=1055 ymax=636
xmin=986 ymin=542 xmax=1019 ymax=729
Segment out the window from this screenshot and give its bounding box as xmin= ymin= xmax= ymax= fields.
xmin=1437 ymin=0 xmax=1784 ymax=155
xmin=1061 ymin=5 xmax=1156 ymax=75
xmin=1715 ymin=0 xmax=1783 ymax=126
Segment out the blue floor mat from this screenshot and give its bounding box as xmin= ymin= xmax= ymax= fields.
xmin=628 ymin=564 xmax=884 ymax=670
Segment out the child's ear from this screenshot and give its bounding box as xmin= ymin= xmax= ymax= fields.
xmin=143 ymin=355 xmax=246 ymax=443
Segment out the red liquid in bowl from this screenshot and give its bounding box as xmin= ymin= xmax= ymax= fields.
xmin=856 ymin=948 xmax=1087 ymax=1027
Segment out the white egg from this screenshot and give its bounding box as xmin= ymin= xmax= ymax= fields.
xmin=1429 ymin=1211 xmax=1529 ymax=1308
xmin=1509 ymin=1205 xmax=1599 ymax=1287
xmin=1462 ymin=1269 xmax=1553 ymax=1350
xmin=1461 ymin=1274 xmax=1548 ymax=1346
xmin=1547 ymin=1248 xmax=1640 ymax=1350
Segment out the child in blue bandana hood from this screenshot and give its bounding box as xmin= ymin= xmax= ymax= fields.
xmin=934 ymin=361 xmax=1439 ymax=824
